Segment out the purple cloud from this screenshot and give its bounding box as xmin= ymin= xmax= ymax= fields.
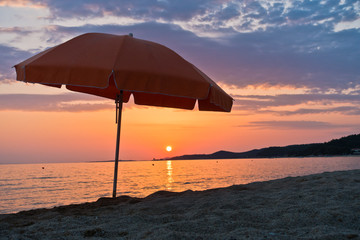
xmin=35 ymin=0 xmax=359 ymax=31
xmin=0 ymin=45 xmax=32 ymax=83
xmin=232 ymin=93 xmax=360 ymax=115
xmin=0 ymin=93 xmax=114 ymax=112
xmin=35 ymin=0 xmax=216 ymax=21
xmin=246 ymin=120 xmax=357 ymax=130
xmin=234 ymin=93 xmax=360 ymax=106
xmin=262 ymin=106 xmax=360 ymax=116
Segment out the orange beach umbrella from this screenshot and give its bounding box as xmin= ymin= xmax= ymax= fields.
xmin=14 ymin=33 xmax=233 ymax=197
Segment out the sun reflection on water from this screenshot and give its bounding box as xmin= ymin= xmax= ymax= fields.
xmin=166 ymin=160 xmax=173 ymax=190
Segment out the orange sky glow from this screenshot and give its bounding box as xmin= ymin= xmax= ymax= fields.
xmin=1 ymin=83 xmax=359 ymax=164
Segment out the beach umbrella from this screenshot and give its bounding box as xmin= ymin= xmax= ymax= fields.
xmin=14 ymin=32 xmax=233 ymax=197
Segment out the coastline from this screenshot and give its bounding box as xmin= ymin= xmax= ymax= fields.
xmin=1 ymin=169 xmax=359 ymax=239
xmin=2 ymin=153 xmax=359 ymax=165
xmin=92 ymin=154 xmax=360 ymax=162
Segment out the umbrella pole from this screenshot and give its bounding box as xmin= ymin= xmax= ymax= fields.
xmin=113 ymin=91 xmax=123 ymax=198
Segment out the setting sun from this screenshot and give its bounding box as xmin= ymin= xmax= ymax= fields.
xmin=166 ymin=146 xmax=172 ymax=152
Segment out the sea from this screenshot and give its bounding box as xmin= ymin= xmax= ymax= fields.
xmin=1 ymin=156 xmax=360 ymax=214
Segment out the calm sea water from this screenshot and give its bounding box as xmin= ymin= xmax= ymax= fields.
xmin=1 ymin=157 xmax=360 ymax=214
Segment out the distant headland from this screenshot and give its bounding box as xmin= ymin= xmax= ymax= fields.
xmin=165 ymin=134 xmax=360 ymax=160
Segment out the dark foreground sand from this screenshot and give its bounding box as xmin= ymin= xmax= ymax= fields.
xmin=1 ymin=170 xmax=360 ymax=240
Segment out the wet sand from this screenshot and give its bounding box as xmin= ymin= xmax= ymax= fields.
xmin=1 ymin=169 xmax=359 ymax=239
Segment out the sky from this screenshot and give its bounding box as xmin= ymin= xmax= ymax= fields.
xmin=0 ymin=0 xmax=359 ymax=164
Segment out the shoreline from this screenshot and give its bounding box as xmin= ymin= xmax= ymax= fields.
xmin=1 ymin=169 xmax=359 ymax=239
xmin=1 ymin=154 xmax=359 ymax=165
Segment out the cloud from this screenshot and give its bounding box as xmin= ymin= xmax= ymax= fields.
xmin=210 ymin=25 xmax=360 ymax=89
xmin=0 ymin=93 xmax=114 ymax=112
xmin=234 ymin=93 xmax=360 ymax=106
xmin=233 ymin=92 xmax=360 ymax=115
xmin=0 ymin=44 xmax=32 ymax=83
xmin=245 ymin=120 xmax=353 ymax=130
xmin=2 ymin=0 xmax=359 ymax=92
xmin=0 ymin=0 xmax=46 ymax=8
xmin=41 ymin=0 xmax=224 ymax=21
xmin=32 ymin=0 xmax=359 ymax=32
xmin=263 ymin=106 xmax=360 ymax=116
xmin=0 ymin=27 xmax=32 ymax=35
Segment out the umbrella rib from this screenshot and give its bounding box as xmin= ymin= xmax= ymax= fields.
xmin=110 ymin=35 xmax=129 ymax=92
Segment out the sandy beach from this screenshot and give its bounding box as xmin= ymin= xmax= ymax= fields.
xmin=1 ymin=169 xmax=359 ymax=240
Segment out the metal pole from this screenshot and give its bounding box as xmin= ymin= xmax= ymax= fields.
xmin=113 ymin=91 xmax=123 ymax=198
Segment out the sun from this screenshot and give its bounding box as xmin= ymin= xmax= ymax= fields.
xmin=166 ymin=146 xmax=172 ymax=152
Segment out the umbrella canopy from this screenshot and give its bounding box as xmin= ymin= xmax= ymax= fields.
xmin=14 ymin=33 xmax=233 ymax=197
xmin=15 ymin=33 xmax=232 ymax=112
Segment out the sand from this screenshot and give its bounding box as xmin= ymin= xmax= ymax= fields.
xmin=1 ymin=170 xmax=359 ymax=240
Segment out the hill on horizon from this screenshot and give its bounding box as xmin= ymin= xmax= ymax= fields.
xmin=167 ymin=134 xmax=360 ymax=160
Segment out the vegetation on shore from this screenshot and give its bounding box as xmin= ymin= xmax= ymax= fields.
xmin=168 ymin=134 xmax=360 ymax=160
